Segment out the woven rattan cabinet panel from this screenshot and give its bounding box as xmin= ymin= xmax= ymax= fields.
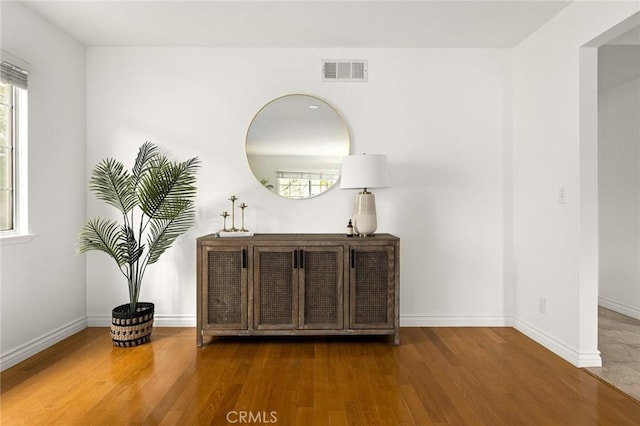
xmin=254 ymin=246 xmax=297 ymax=329
xmin=199 ymin=246 xmax=248 ymax=336
xmin=349 ymin=246 xmax=395 ymax=330
xmin=299 ymin=246 xmax=343 ymax=330
xmin=196 ymin=234 xmax=399 ymax=346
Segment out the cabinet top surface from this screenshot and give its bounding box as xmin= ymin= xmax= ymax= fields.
xmin=197 ymin=233 xmax=399 ymax=243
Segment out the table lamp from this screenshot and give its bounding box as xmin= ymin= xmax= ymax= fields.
xmin=340 ymin=154 xmax=389 ymax=236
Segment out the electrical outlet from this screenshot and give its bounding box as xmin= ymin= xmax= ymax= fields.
xmin=539 ymin=297 xmax=547 ymax=314
xmin=558 ymin=187 xmax=566 ymax=204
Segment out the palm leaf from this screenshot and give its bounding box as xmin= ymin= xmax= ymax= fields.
xmin=131 ymin=142 xmax=159 ymax=193
xmin=146 ymin=204 xmax=195 ymax=264
xmin=89 ymin=158 xmax=136 ymax=213
xmin=77 ymin=218 xmax=127 ymax=266
xmin=120 ymin=224 xmax=145 ymax=265
xmin=138 ymin=157 xmax=200 ymax=220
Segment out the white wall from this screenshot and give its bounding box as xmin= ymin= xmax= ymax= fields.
xmin=512 ymin=2 xmax=639 ymax=366
xmin=86 ymin=47 xmax=511 ymax=327
xmin=0 ymin=2 xmax=87 ymax=370
xmin=598 ymin=46 xmax=640 ymax=319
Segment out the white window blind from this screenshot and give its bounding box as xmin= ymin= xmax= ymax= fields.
xmin=0 ymin=60 xmax=28 ymax=90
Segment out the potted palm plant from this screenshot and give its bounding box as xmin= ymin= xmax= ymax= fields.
xmin=77 ymin=142 xmax=200 ymax=347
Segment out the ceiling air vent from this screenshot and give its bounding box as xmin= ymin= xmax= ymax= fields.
xmin=322 ymin=60 xmax=368 ymax=82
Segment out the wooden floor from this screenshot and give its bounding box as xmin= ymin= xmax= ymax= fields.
xmin=2 ymin=327 xmax=640 ymax=425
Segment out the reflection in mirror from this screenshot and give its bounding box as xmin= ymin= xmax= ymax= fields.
xmin=246 ymin=94 xmax=350 ymax=199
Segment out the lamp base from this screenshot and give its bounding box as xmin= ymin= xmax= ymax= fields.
xmin=353 ymin=192 xmax=377 ymax=236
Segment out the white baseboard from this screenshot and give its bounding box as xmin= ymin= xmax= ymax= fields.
xmin=598 ymin=296 xmax=640 ymax=320
xmin=513 ymin=317 xmax=601 ymax=368
xmin=88 ymin=314 xmax=196 ymax=327
xmin=400 ymin=315 xmax=514 ymax=327
xmin=0 ymin=317 xmax=88 ymax=372
xmin=577 ymin=351 xmax=603 ymax=368
xmin=96 ymin=314 xmax=510 ymax=328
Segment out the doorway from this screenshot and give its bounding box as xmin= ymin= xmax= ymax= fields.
xmin=581 ymin=17 xmax=640 ymax=399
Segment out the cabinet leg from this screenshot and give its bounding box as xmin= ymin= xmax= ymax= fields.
xmin=394 ymin=330 xmax=400 ymax=345
xmin=197 ymin=332 xmax=203 ymax=347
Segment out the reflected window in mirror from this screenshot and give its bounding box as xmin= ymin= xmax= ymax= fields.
xmin=246 ymin=94 xmax=350 ymax=200
xmin=276 ymin=170 xmax=339 ymax=199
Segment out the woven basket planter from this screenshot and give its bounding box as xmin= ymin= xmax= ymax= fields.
xmin=111 ymin=302 xmax=154 ymax=347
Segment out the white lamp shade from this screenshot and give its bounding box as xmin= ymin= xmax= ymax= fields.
xmin=340 ymin=154 xmax=389 ymax=189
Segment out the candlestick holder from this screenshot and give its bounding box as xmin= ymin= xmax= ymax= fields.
xmin=239 ymin=203 xmax=248 ymax=232
xmin=228 ymin=195 xmax=238 ymax=231
xmin=220 ymin=211 xmax=229 ymax=231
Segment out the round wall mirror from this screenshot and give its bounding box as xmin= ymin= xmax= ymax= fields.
xmin=246 ymin=94 xmax=350 ymax=199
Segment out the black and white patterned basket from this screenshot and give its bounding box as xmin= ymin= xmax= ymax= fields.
xmin=111 ymin=302 xmax=154 ymax=347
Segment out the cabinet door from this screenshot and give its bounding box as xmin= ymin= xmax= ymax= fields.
xmin=254 ymin=246 xmax=298 ymax=329
xmin=203 ymin=246 xmax=248 ymax=330
xmin=299 ymin=246 xmax=344 ymax=330
xmin=349 ymin=246 xmax=395 ymax=329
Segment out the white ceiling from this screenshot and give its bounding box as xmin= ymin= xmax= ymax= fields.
xmin=20 ymin=0 xmax=572 ymax=48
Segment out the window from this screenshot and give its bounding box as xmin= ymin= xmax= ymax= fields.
xmin=0 ymin=55 xmax=28 ymax=236
xmin=276 ymin=170 xmax=339 ymax=199
xmin=0 ymin=82 xmax=13 ymax=230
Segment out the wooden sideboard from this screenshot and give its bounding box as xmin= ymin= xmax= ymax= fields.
xmin=196 ymin=233 xmax=400 ymax=345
